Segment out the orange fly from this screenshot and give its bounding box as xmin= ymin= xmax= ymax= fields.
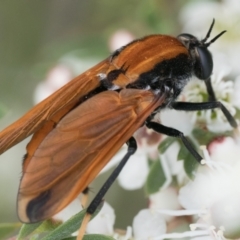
xmin=0 ymin=19 xmax=238 ymax=238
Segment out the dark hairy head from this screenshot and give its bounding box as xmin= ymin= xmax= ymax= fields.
xmin=177 ymin=19 xmax=226 ymax=80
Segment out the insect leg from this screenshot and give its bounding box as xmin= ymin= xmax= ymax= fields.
xmin=146 ymin=121 xmax=202 ymax=163
xmin=78 ymin=137 xmax=137 ymax=239
xmin=88 ymin=136 xmax=137 ymax=213
xmin=204 ymin=77 xmax=216 ymax=101
xmin=171 ymin=101 xmax=237 ymax=128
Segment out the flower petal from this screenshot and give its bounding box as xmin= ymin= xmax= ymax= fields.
xmin=118 ymin=152 xmax=148 ymax=190
xmin=133 ymin=209 xmax=166 ymax=240
xmin=149 ymin=188 xmax=181 ymax=221
xmin=86 ymin=202 xmax=115 ymax=235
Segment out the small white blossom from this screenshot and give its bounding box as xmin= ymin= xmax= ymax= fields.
xmin=53 ymin=197 xmax=83 ymax=223
xmin=178 ymin=139 xmax=240 ymax=238
xmin=34 ymin=56 xmax=98 ymax=104
xmin=34 ymin=65 xmax=73 ymax=103
xmin=86 ymin=202 xmax=115 ymax=235
xmin=149 ymin=187 xmax=181 ymax=222
xmin=162 ymin=142 xmax=186 ymax=184
xmin=100 ymin=145 xmax=149 ymax=190
xmin=160 ymin=109 xmax=194 ymax=136
xmin=117 ymin=150 xmax=149 ymax=190
xmin=179 ymin=60 xmax=237 ymax=132
xmin=132 ymin=209 xmax=166 ymax=240
xmin=231 ymin=75 xmax=240 ymax=107
xmin=108 ymin=29 xmax=135 ymax=51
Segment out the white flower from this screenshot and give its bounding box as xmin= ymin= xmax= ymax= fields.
xmin=117 ymin=149 xmax=149 ymax=190
xmin=102 ymin=143 xmax=153 ymax=190
xmin=86 ymin=202 xmax=115 ymax=235
xmin=178 ymin=139 xmax=240 ymax=238
xmin=132 ymin=209 xmax=166 ymax=240
xmin=34 ymin=56 xmax=98 ymax=104
xmin=53 ymin=197 xmax=83 ymax=223
xmin=179 ymin=59 xmax=237 ymax=132
xmin=85 ymin=204 xmax=167 ymax=240
xmin=160 ymin=109 xmax=194 ymax=136
xmin=208 ymin=137 xmax=240 ymax=165
xmin=163 ymin=142 xmax=186 ymax=184
xmin=149 ymin=187 xmax=181 ymax=222
xmin=34 ymin=65 xmax=73 ymax=103
xmin=231 ymin=75 xmax=240 ymax=108
xmin=108 ymin=29 xmax=135 ymax=51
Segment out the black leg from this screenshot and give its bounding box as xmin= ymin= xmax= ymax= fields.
xmin=171 ymin=101 xmax=237 ymax=128
xmin=87 ymin=137 xmax=137 ymax=215
xmin=146 ymin=121 xmax=202 ymax=163
xmin=205 ymin=77 xmax=216 ymax=102
xmin=78 ymin=137 xmax=137 ymax=239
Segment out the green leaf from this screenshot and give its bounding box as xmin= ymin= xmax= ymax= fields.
xmin=183 ymin=147 xmax=199 ymax=179
xmin=192 ymin=128 xmax=232 ymax=146
xmin=61 ymin=235 xmax=115 ymax=240
xmin=177 ymin=138 xmax=199 ymax=179
xmin=0 ymin=222 xmax=22 ymax=240
xmin=145 ymin=157 xmax=166 ymax=195
xmin=42 ymin=203 xmax=103 ymax=240
xmin=17 ymin=219 xmax=61 ymax=240
xmin=37 ymin=219 xmax=61 ymax=233
xmin=177 ymin=143 xmax=190 ymax=161
xmin=158 ymin=137 xmax=176 ymax=154
xmin=62 ymin=237 xmax=76 ymax=240
xmin=83 ymin=234 xmax=115 ymax=240
xmin=17 ymin=222 xmax=42 ymax=240
xmin=234 ymin=108 xmax=240 ymax=120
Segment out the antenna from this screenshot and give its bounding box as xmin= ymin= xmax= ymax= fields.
xmin=205 ymin=30 xmax=226 ymax=47
xmin=201 ymin=19 xmax=227 ymax=47
xmin=202 ymin=19 xmax=215 ymax=43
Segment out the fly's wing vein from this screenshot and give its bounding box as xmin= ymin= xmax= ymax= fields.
xmin=0 ymin=59 xmax=109 ymax=154
xmin=18 ymin=89 xmax=165 ymax=222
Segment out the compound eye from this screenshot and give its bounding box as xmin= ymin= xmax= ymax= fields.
xmin=194 ymin=46 xmax=213 ymax=80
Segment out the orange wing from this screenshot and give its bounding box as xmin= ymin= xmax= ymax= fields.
xmin=0 ymin=59 xmax=109 ymax=154
xmin=18 ymin=89 xmax=166 ymax=223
